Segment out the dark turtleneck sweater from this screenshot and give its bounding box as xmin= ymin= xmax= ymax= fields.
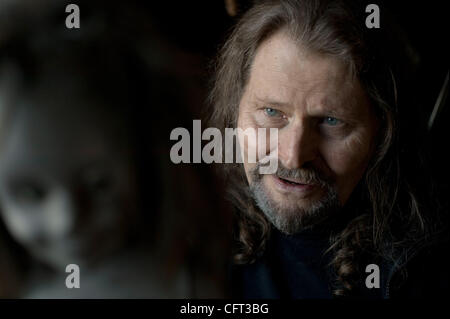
xmin=231 ymin=211 xmax=384 ymax=299
xmin=232 ymin=227 xmax=333 ymax=298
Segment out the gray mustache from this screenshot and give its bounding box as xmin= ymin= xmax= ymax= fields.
xmin=274 ymin=162 xmax=330 ymax=188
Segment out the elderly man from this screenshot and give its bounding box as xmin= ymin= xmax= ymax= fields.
xmin=210 ymin=0 xmax=448 ymax=298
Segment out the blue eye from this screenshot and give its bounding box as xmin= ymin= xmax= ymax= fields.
xmin=323 ymin=116 xmax=340 ymax=126
xmin=265 ymin=108 xmax=280 ymax=117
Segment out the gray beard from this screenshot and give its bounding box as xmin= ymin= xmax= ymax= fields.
xmin=248 ymin=162 xmax=340 ymax=235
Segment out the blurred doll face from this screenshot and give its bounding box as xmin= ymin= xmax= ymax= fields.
xmin=0 ymin=76 xmax=138 ymax=272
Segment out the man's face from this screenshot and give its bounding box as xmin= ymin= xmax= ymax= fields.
xmin=237 ymin=30 xmax=378 ymax=234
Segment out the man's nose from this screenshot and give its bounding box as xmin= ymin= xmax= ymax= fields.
xmin=278 ymin=120 xmax=318 ymax=169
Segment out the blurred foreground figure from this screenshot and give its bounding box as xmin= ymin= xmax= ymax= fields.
xmin=210 ymin=0 xmax=448 ymax=298
xmin=0 ymin=0 xmax=229 ymax=298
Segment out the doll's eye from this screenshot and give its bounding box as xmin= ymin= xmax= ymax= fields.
xmin=11 ymin=181 xmax=47 ymax=205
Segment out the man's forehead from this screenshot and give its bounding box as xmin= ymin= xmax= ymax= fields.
xmin=244 ymin=30 xmax=366 ymax=116
xmin=251 ymin=30 xmax=352 ymax=81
